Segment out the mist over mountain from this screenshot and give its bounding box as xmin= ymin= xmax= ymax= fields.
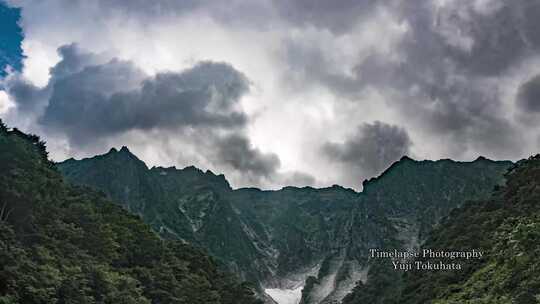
xmin=58 ymin=146 xmax=511 ymax=304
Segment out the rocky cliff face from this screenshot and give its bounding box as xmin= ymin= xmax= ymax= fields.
xmin=58 ymin=149 xmax=511 ymax=304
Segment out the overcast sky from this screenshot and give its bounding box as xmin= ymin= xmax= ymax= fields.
xmin=1 ymin=0 xmax=539 ymax=190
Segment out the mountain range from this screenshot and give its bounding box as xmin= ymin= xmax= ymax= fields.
xmin=2 ymin=119 xmax=537 ymax=304
xmin=58 ymin=145 xmax=512 ymax=304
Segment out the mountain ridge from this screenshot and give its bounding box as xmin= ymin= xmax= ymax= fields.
xmin=58 ymin=145 xmax=513 ymax=304
xmin=60 ymin=145 xmax=509 ymax=193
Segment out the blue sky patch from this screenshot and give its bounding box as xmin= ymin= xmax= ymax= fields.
xmin=0 ymin=2 xmax=24 ymax=78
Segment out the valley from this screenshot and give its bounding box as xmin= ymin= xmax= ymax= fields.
xmin=58 ymin=147 xmax=511 ymax=303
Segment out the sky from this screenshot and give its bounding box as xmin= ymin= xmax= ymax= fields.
xmin=0 ymin=3 xmax=23 ymax=77
xmin=1 ymin=0 xmax=540 ymax=190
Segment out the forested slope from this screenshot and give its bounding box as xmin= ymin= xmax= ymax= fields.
xmin=344 ymin=156 xmax=540 ymax=304
xmin=399 ymin=156 xmax=540 ymax=303
xmin=0 ymin=120 xmax=262 ymax=304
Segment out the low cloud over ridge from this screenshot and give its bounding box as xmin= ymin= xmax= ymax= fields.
xmin=323 ymin=121 xmax=412 ymax=185
xmin=3 ymin=44 xmax=313 ymax=188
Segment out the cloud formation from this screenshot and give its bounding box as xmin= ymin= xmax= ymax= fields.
xmin=214 ymin=133 xmax=281 ymax=183
xmin=3 ymin=0 xmax=540 ymax=189
xmin=2 ymin=43 xmax=313 ymax=188
xmin=42 ymin=47 xmax=249 ymax=146
xmin=517 ymin=75 xmax=540 ymax=113
xmin=5 ymin=44 xmax=250 ymax=143
xmin=323 ymin=121 xmax=412 ymax=183
xmin=280 ymin=0 xmax=533 ymax=160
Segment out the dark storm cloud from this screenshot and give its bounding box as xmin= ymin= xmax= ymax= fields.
xmin=366 ymin=0 xmax=540 ymax=89
xmin=212 ymin=133 xmax=316 ymax=186
xmin=4 ymin=43 xmax=140 ymax=120
xmin=49 ymin=43 xmax=105 ymax=80
xmin=323 ymin=121 xmax=411 ymax=179
xmin=214 ymin=133 xmax=281 ymax=181
xmin=297 ymin=0 xmax=540 ymax=78
xmin=4 ymin=77 xmax=46 ymax=114
xmin=280 ymin=0 xmax=535 ymax=159
xmin=279 ymin=0 xmax=540 ymax=74
xmin=41 ymin=60 xmax=249 ymax=145
xmin=4 ymin=44 xmax=314 ymax=186
xmin=517 ymin=75 xmax=540 ymax=113
xmin=323 ymin=0 xmax=540 ymax=87
xmin=383 ymin=0 xmax=535 ymax=157
xmin=410 ymin=0 xmax=540 ymax=76
xmin=4 ymin=44 xmax=250 ymax=146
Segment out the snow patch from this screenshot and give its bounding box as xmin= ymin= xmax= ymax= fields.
xmin=265 ymin=286 xmax=303 ymax=304
xmin=263 ymin=263 xmax=320 ymax=304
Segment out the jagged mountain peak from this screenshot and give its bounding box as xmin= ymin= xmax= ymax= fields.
xmin=183 ymin=164 xmax=201 ymax=171
xmin=399 ymin=155 xmax=415 ymax=162
xmin=81 ymin=146 xmax=147 ymax=171
xmin=104 ymin=145 xmax=141 ymax=161
xmin=103 ymin=145 xmax=135 ymax=156
xmin=471 ymin=155 xmax=504 ymax=163
xmin=119 ymin=145 xmax=130 ymax=153
xmin=103 ymin=146 xmax=140 ymax=161
xmin=148 ymin=165 xmax=232 ymax=191
xmin=361 ymin=157 xmax=416 ymax=189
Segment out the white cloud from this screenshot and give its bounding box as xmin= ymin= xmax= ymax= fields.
xmin=0 ymin=91 xmax=15 ymax=114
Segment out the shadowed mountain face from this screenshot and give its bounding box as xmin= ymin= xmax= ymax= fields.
xmin=58 ymin=148 xmax=512 ymax=304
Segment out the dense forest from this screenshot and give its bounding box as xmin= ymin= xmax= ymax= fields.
xmin=343 ymin=155 xmax=540 ymax=303
xmin=0 ymin=119 xmax=262 ymax=304
xmin=399 ymin=155 xmax=540 ymax=303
